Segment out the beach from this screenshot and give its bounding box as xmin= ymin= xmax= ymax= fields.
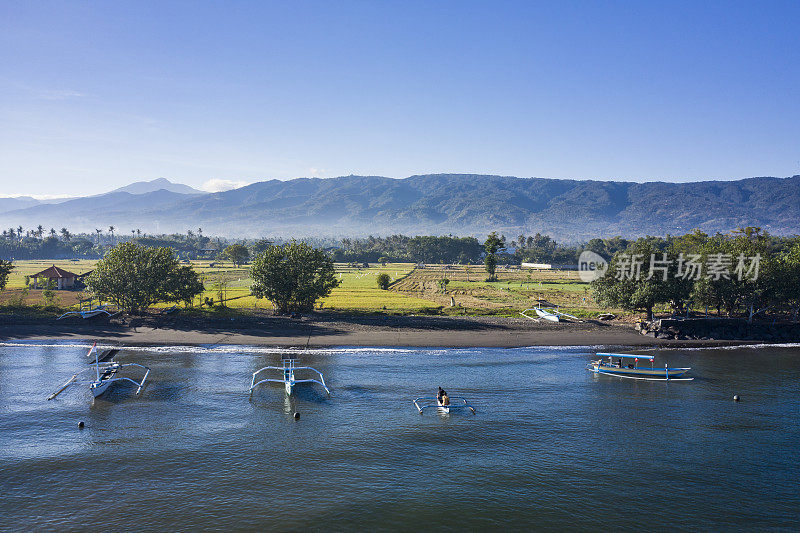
xmin=0 ymin=313 xmax=757 ymax=348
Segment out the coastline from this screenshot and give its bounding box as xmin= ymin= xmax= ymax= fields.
xmin=0 ymin=314 xmax=771 ymax=348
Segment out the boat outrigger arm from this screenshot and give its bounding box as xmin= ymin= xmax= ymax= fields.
xmin=249 ymin=358 xmax=330 ymax=396
xmin=587 ymin=352 xmax=693 ymax=381
xmin=47 ymin=343 xmax=150 ymax=400
xmin=413 ymin=397 xmax=476 ymax=414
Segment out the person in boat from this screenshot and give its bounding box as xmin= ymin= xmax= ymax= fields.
xmin=437 ymin=386 xmax=450 ymax=407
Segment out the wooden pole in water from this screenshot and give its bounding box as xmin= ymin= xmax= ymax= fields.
xmin=47 ymin=374 xmax=78 ymax=400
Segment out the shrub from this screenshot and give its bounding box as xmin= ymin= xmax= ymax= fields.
xmin=87 ymin=242 xmax=203 ymax=313
xmin=250 ymin=241 xmax=339 ymax=313
xmin=377 ymin=273 xmax=391 ymax=290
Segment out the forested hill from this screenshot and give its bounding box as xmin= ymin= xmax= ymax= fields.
xmin=1 ymin=174 xmax=799 ymax=240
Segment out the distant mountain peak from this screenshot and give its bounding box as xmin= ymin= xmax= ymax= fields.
xmin=111 ymin=178 xmax=202 ymax=195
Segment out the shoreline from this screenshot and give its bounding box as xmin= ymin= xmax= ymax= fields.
xmin=0 ymin=315 xmax=778 ymax=348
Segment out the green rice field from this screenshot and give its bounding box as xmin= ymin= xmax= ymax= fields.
xmin=1 ymin=260 xmax=628 ymax=317
xmin=0 ymin=260 xmax=442 ymax=313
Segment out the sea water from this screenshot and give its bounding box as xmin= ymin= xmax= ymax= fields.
xmin=0 ymin=342 xmax=798 ymax=531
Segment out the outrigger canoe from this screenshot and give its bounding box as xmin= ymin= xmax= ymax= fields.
xmin=587 ymin=352 xmax=692 ymax=381
xmin=413 ymin=396 xmax=476 ymax=414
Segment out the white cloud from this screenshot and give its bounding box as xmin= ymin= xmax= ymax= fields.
xmin=308 ymin=167 xmax=328 ymax=177
xmin=200 ymin=178 xmax=251 ymax=193
xmin=36 ymin=89 xmax=86 ymax=100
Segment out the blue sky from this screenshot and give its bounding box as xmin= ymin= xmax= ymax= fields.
xmin=1 ymin=1 xmax=798 ymax=196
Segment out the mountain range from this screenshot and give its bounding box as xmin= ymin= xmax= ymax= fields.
xmin=1 ymin=175 xmax=798 ymax=241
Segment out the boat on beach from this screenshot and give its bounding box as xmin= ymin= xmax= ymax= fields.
xmin=587 ymin=352 xmax=692 ymax=381
xmin=521 ymin=300 xmax=582 ymax=323
xmin=56 ymin=305 xmax=112 ymax=320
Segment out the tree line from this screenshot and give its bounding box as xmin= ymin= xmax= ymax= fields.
xmin=591 ymin=228 xmax=800 ymax=321
xmin=1 ymin=224 xmax=631 ymax=266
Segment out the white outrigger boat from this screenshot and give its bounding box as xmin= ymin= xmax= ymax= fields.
xmin=587 ymin=352 xmax=692 ymax=381
xmin=249 ymin=357 xmax=330 ymax=396
xmin=47 ymin=343 xmax=151 ymax=400
xmin=56 ymin=305 xmax=112 ymax=320
xmin=521 ymin=305 xmax=581 ymax=323
xmin=413 ymin=396 xmax=476 ymax=415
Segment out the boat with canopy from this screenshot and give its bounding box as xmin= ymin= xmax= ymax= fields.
xmin=249 ymin=357 xmax=330 ymax=396
xmin=587 ymin=352 xmax=692 ymax=381
xmin=47 ymin=343 xmax=150 ymax=400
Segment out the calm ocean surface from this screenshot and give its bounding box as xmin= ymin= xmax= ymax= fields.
xmin=1 ymin=342 xmax=798 ymax=531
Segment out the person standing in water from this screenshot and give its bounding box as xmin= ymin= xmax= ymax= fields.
xmin=437 ymin=386 xmax=450 ymax=406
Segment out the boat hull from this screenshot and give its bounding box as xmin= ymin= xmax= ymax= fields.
xmin=90 ymin=379 xmax=113 ymax=397
xmin=90 ymin=364 xmax=120 ymax=397
xmin=590 ymin=365 xmax=690 ymax=379
xmin=534 ymin=309 xmax=559 ymax=322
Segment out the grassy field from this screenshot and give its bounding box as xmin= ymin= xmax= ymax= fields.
xmin=189 ymin=261 xmax=439 ymax=313
xmin=0 ymin=260 xmax=97 ymax=308
xmin=1 ymin=259 xmax=629 ymax=317
xmin=390 ymin=265 xmax=606 ymax=317
xmin=0 ymin=260 xmax=442 ymax=313
xmin=3 ymin=259 xmax=96 ymax=289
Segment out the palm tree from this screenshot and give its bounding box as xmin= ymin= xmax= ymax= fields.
xmin=108 ymin=226 xmax=115 ymax=245
xmin=60 ymin=228 xmax=70 ymax=241
xmin=49 ymin=228 xmax=56 ymax=238
xmin=95 ymin=228 xmax=103 ymax=245
xmin=136 ymin=228 xmax=141 ymax=237
xmin=36 ymin=224 xmax=44 ymax=240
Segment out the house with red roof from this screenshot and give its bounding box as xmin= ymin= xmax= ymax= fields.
xmin=31 ymin=265 xmax=83 ymax=290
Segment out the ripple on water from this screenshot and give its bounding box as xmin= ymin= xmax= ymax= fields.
xmin=0 ymin=342 xmax=798 ymax=530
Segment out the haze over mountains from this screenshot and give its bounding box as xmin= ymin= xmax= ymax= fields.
xmin=1 ymin=175 xmax=798 ymax=241
xmin=109 ymin=177 xmax=203 ymax=196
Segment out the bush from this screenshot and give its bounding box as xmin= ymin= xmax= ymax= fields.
xmin=223 ymin=244 xmax=250 ymax=266
xmin=87 ymin=242 xmax=204 ymax=313
xmin=0 ymin=260 xmax=12 ymax=290
xmin=377 ymin=273 xmax=391 ymax=290
xmin=250 ymin=241 xmax=339 ymax=313
xmin=42 ymin=279 xmax=58 ymax=306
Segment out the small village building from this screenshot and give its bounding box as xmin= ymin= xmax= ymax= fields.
xmin=32 ymin=265 xmax=80 ymax=290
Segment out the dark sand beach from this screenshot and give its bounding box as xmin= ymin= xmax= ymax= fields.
xmin=0 ymin=313 xmax=758 ymax=348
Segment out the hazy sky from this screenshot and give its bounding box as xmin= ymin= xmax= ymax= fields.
xmin=1 ymin=1 xmax=798 ymax=197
